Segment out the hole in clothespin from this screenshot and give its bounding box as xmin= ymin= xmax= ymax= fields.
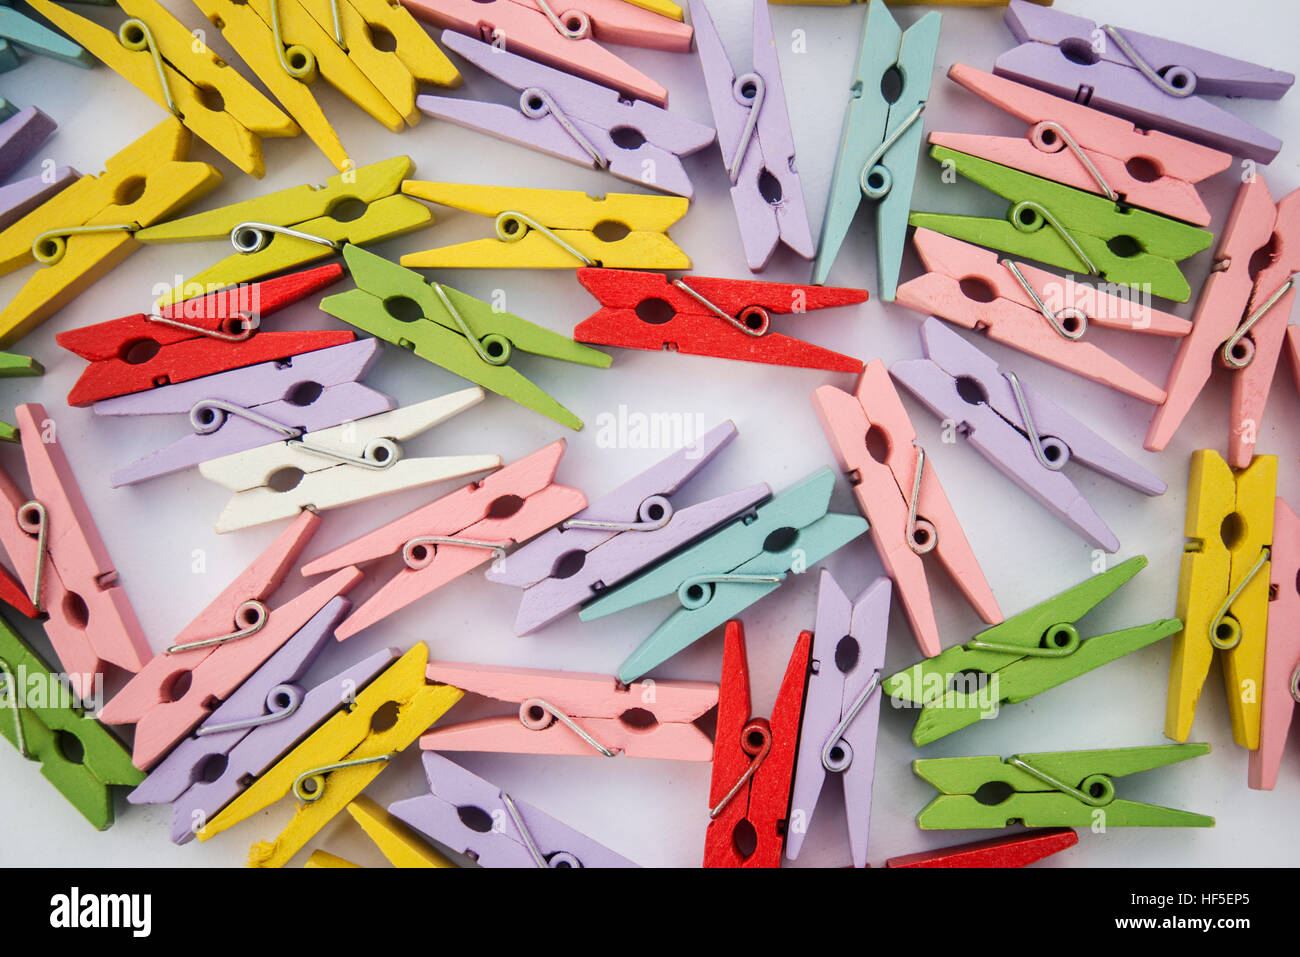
xmin=286 ymin=380 xmax=325 ymax=406
xmin=634 ymin=297 xmax=675 ymax=325
xmin=834 ymin=635 xmax=860 ymax=674
xmin=758 ymin=169 xmax=783 ymax=206
xmin=267 ymin=468 xmax=305 ymax=492
xmin=880 ymin=65 xmax=904 ymax=105
xmin=592 ymin=221 xmax=630 ymax=244
xmin=56 ymin=731 xmax=85 ymax=766
xmin=1124 ymin=156 xmax=1161 ymax=183
xmin=1105 ymin=235 xmax=1142 ymax=259
xmin=1220 ymin=512 xmax=1246 ymax=550
xmin=122 ymin=339 xmax=163 ymax=365
xmin=199 ymin=753 xmax=228 ymax=784
xmin=63 ymin=592 xmax=89 ymax=630
xmin=487 ymin=494 xmax=525 ymax=520
xmin=762 ymin=526 xmax=798 ymax=553
xmin=1059 ymin=38 xmax=1101 ymax=66
xmin=974 ymin=781 xmax=1015 ymax=806
xmin=864 ymin=425 xmax=891 ymax=464
xmin=370 ymin=700 xmax=400 ymax=733
xmin=1249 ymin=234 xmax=1280 ymax=280
xmin=196 ymin=85 xmax=226 ymax=114
xmin=731 ymin=818 xmax=758 ymax=859
xmin=166 ymin=669 xmax=193 ymax=703
xmin=618 ymin=708 xmax=658 ymax=732
xmin=609 ymin=126 xmax=647 ymax=151
xmin=328 ymin=197 xmax=368 ymax=223
xmin=382 ymin=295 xmax=424 ymax=323
xmin=369 ymin=25 xmax=397 ymax=52
xmin=115 ymin=176 xmax=147 ymax=207
xmin=958 ymin=277 xmax=997 ymax=304
xmin=955 ymin=375 xmax=989 ymax=407
xmin=552 ymin=550 xmax=587 ymax=580
xmin=458 ymin=805 xmax=494 ymax=833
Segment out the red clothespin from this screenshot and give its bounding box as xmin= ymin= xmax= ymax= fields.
xmin=0 ymin=403 xmax=150 ymax=698
xmin=0 ymin=564 xmax=37 ymax=618
xmin=885 ymin=829 xmax=1078 ymax=868
xmin=574 ymin=268 xmax=866 ymax=373
xmin=705 ymin=620 xmax=809 ymax=869
xmin=1147 ymin=177 xmax=1300 ymax=465
xmin=56 ymin=265 xmax=352 ymax=407
xmin=97 ymin=510 xmax=361 ymax=769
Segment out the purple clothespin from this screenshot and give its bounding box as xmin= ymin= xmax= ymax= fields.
xmin=691 ymin=0 xmax=813 ymax=270
xmin=0 ymin=166 xmax=77 ymax=232
xmin=419 ymin=31 xmax=714 ymax=199
xmin=128 ymin=597 xmax=398 ymax=844
xmin=93 ymin=339 xmax=394 ymax=486
xmin=390 ymin=752 xmax=639 ymax=868
xmin=0 ymin=106 xmax=55 ymax=182
xmin=994 ymin=0 xmax=1294 ymax=163
xmin=890 ymin=318 xmax=1165 ymax=552
xmin=787 ymin=571 xmax=888 ymax=869
xmin=486 ymin=420 xmax=768 ymax=634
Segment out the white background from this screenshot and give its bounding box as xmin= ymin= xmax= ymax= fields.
xmin=0 ymin=0 xmax=1297 ymax=868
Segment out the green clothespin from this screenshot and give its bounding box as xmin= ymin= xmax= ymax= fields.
xmin=0 ymin=2 xmax=94 ymax=70
xmin=0 ymin=350 xmax=42 ymax=377
xmin=909 ymin=146 xmax=1213 ymax=302
xmin=0 ymin=615 xmax=143 ymax=829
xmin=884 ymin=556 xmax=1181 ymax=744
xmin=321 ymin=245 xmax=611 ymax=432
xmin=914 ymin=744 xmax=1215 ymax=829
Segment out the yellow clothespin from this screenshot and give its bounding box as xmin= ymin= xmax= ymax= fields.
xmin=135 ymin=156 xmax=431 ymax=306
xmin=401 ymin=182 xmax=691 ymax=269
xmin=0 ymin=118 xmax=221 ymax=347
xmin=304 ymin=851 xmax=362 ymax=867
xmin=349 ymin=796 xmax=457 ymax=867
xmin=27 ymin=0 xmax=298 ymax=177
xmin=196 ymin=642 xmax=461 ymax=868
xmin=194 ymin=0 xmax=459 ymax=171
xmin=1169 ymin=450 xmax=1276 ymax=749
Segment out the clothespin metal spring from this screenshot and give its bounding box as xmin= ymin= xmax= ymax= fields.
xmin=167 ymin=599 xmax=270 ymax=653
xmin=709 ymin=718 xmax=771 ymax=819
xmin=563 ymin=494 xmax=673 ymax=533
xmin=1102 ymin=25 xmax=1197 ymax=99
xmin=859 ymin=103 xmax=925 ymax=201
xmin=821 ymin=670 xmax=879 ymax=773
xmin=671 ymin=280 xmax=771 ymax=337
xmin=520 ymin=697 xmax=620 ymax=757
xmin=292 ymin=754 xmax=391 ymax=802
xmin=1207 ymin=547 xmax=1270 ymax=649
xmin=906 ymin=445 xmax=937 ymax=555
xmin=17 ymin=500 xmax=47 ymax=613
xmin=402 ymin=536 xmax=508 ymax=568
xmin=196 ymin=683 xmax=303 ymax=735
xmin=1004 ymin=755 xmax=1116 ymax=808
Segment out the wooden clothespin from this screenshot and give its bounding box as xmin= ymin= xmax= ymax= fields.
xmin=705 ymin=619 xmax=807 ymax=868
xmin=771 ymin=1 xmax=1053 ymax=6
xmin=898 ymin=231 xmax=1190 ymax=405
xmin=320 ymin=244 xmax=611 ymax=431
xmin=786 ymin=573 xmax=888 ymax=869
xmin=56 ymin=265 xmax=351 ymax=407
xmin=299 ymin=440 xmax=587 ymax=639
xmin=97 ymin=510 xmax=362 ymax=768
xmin=0 ymin=107 xmax=79 ymax=232
xmin=197 ymin=642 xmax=462 ymax=868
xmin=305 ymin=797 xmax=456 ymax=868
xmin=691 ymin=0 xmax=811 ymax=271
xmin=815 ymin=0 xmax=938 ymax=297
xmin=421 ymin=31 xmax=714 ymax=198
xmin=909 ymin=146 xmax=1213 ymax=302
xmin=91 ymin=339 xmax=392 ymax=486
xmin=886 ymin=556 xmax=1180 ymax=744
xmin=197 ymin=392 xmax=503 ymax=533
xmin=937 ymin=64 xmax=1230 ymax=226
xmin=581 ymin=468 xmax=868 ymax=683
xmin=487 ymin=421 xmax=766 ymax=634
xmin=128 ymin=598 xmax=397 ymax=843
xmin=1146 ymin=178 xmax=1300 ymax=466
xmin=29 ymin=0 xmax=298 ymax=176
xmin=1251 ymin=498 xmax=1300 ymax=789
xmin=194 ymin=0 xmax=461 ymax=170
xmin=0 ymin=404 xmax=151 ymax=698
xmin=404 ymin=0 xmax=691 ymax=107
xmin=574 ymin=268 xmax=867 ymax=372
xmin=391 ymin=751 xmax=639 ymax=867
xmin=1169 ymin=450 xmax=1276 ymax=750
xmin=399 ymin=181 xmax=690 ymax=269
xmin=885 ymin=830 xmax=1079 ymax=869
xmin=891 ymin=319 xmax=1166 ymax=552
xmin=420 ymin=661 xmax=718 ymax=760
xmin=134 ymin=157 xmax=431 ymax=308
xmin=914 ymin=744 xmax=1215 ymax=829
xmin=994 ymin=0 xmax=1294 ymax=163
xmin=814 ymin=360 xmax=1001 ymax=657
xmin=0 ymin=2 xmax=94 ymax=70
xmin=0 ymin=119 xmax=221 ymax=346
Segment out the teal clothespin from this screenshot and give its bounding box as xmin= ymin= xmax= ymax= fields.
xmin=913 ymin=744 xmax=1216 ymax=829
xmin=909 ymin=146 xmax=1214 ymax=302
xmin=0 ymin=2 xmax=94 ymax=71
xmin=814 ymin=1 xmax=939 ymax=298
xmin=582 ymin=467 xmax=869 ymax=683
xmin=884 ymin=556 xmax=1181 ymax=744
xmin=0 ymin=615 xmax=144 ymax=828
xmin=320 ymin=244 xmax=611 ymax=432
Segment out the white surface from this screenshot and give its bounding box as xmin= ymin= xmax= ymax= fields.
xmin=0 ymin=0 xmax=1297 ymax=868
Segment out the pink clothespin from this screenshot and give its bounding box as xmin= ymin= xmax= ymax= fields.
xmin=935 ymin=65 xmax=1230 ymax=226
xmin=813 ymin=360 xmax=1001 ymax=658
xmin=1251 ymin=498 xmax=1300 ymax=790
xmin=897 ymin=229 xmax=1190 ymax=405
xmin=486 ymin=421 xmax=767 ymax=634
xmin=404 ymin=0 xmax=689 ymax=106
xmin=994 ymin=0 xmax=1294 ymax=163
xmin=786 ymin=572 xmax=888 ymax=868
xmin=128 ymin=597 xmax=397 ymax=843
xmin=419 ymin=661 xmax=718 ymax=760
xmin=0 ymin=403 xmax=150 ymax=697
xmin=301 ymin=440 xmax=586 ymax=640
xmin=691 ymin=0 xmax=812 ymax=271
xmin=1146 ymin=177 xmax=1300 ymax=466
xmin=98 ymin=510 xmax=362 ymax=769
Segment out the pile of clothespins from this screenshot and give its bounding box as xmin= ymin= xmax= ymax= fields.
xmin=0 ymin=0 xmax=1296 ymax=869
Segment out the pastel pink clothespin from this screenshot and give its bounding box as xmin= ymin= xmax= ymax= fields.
xmin=1250 ymin=498 xmax=1300 ymax=790
xmin=300 ymin=440 xmax=586 ymax=640
xmin=419 ymin=661 xmax=718 ymax=761
xmin=936 ymin=64 xmax=1230 ymax=226
xmin=1146 ymin=177 xmax=1300 ymax=465
xmin=897 ymin=229 xmax=1190 ymax=404
xmin=98 ymin=510 xmax=362 ymax=769
xmin=813 ymin=360 xmax=1000 ymax=658
xmin=0 ymin=403 xmax=150 ymax=697
xmin=404 ymin=0 xmax=688 ymax=106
